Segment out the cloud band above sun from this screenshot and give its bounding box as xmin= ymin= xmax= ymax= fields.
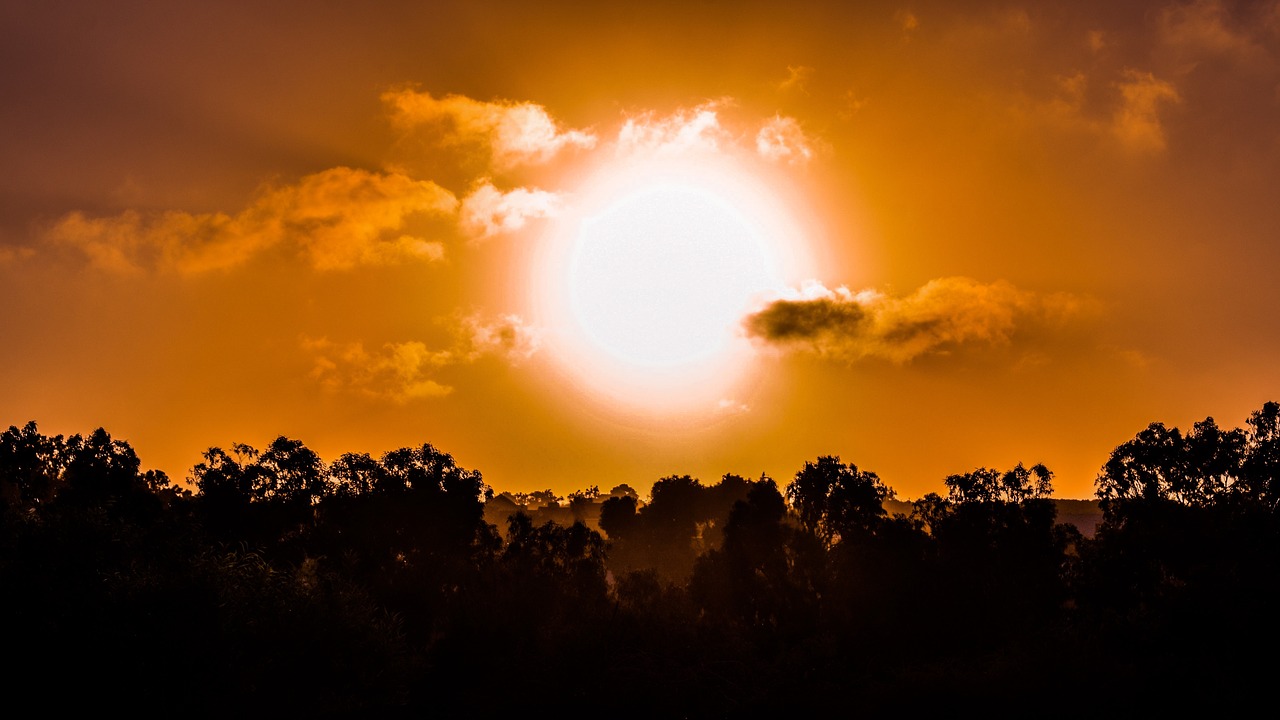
xmin=382 ymin=89 xmax=598 ymax=170
xmin=30 ymin=84 xmax=1093 ymax=409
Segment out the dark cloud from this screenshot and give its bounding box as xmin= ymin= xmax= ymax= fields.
xmin=744 ymin=277 xmax=1091 ymax=363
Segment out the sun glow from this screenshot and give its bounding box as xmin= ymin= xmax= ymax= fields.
xmin=533 ymin=153 xmax=815 ymax=416
xmin=570 ymin=184 xmax=774 ymax=368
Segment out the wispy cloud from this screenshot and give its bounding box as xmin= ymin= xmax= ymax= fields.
xmin=457 ymin=313 xmax=542 ymax=362
xmin=459 ymin=179 xmax=562 ymax=241
xmin=304 ymin=337 xmax=455 ymax=404
xmin=1159 ymin=0 xmax=1274 ymax=66
xmin=302 ymin=312 xmax=541 ymax=403
xmin=777 ymin=65 xmax=814 ymax=94
xmin=1112 ymin=69 xmax=1181 ymax=153
xmin=0 ymin=245 xmax=36 ymax=266
xmin=614 ymin=101 xmax=824 ymax=167
xmin=615 ymin=102 xmax=733 ymax=156
xmin=756 ymin=115 xmax=816 ymax=164
xmin=1013 ymin=67 xmax=1180 ymax=156
xmin=47 ymin=168 xmax=457 ymax=274
xmin=1087 ymin=29 xmax=1107 ymax=53
xmin=382 ymin=89 xmax=596 ymax=170
xmin=46 ymin=90 xmax=829 ymax=276
xmin=896 ymin=9 xmax=920 ymax=38
xmin=744 ymin=277 xmax=1090 ymax=363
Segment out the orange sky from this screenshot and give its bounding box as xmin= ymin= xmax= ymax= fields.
xmin=2 ymin=1 xmax=1278 ymax=500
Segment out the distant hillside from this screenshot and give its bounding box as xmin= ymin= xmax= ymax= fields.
xmin=490 ymin=495 xmax=1105 ymax=539
xmin=885 ymin=498 xmax=1102 ymax=537
xmin=1053 ymin=499 xmax=1103 ymax=537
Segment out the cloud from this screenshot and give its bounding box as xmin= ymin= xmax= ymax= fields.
xmin=615 ymin=101 xmax=820 ymax=163
xmin=459 ymin=179 xmax=562 ymax=240
xmin=896 ymin=9 xmax=919 ymax=37
xmin=1019 ymin=71 xmax=1095 ymax=136
xmin=0 ymin=245 xmax=36 ymax=266
xmin=46 ymin=210 xmax=161 ymax=275
xmin=304 ymin=337 xmax=455 ymax=404
xmin=996 ymin=7 xmax=1032 ymax=36
xmin=1116 ymin=348 xmax=1155 ymax=371
xmin=1050 ymin=71 xmax=1089 ymax=116
xmin=47 ymin=167 xmax=457 ymax=273
xmin=457 ymin=313 xmax=542 ymax=362
xmin=839 ymin=89 xmax=871 ymax=119
xmin=47 ymin=92 xmax=825 ymax=276
xmin=743 ymin=277 xmax=1088 ymax=363
xmin=716 ymin=398 xmax=751 ymax=414
xmin=303 ymin=312 xmax=540 ymax=403
xmin=1087 ymin=29 xmax=1107 ymax=53
xmin=1014 ymin=68 xmax=1181 ymax=156
xmin=382 ymin=89 xmax=596 ymax=170
xmin=615 ymin=102 xmax=733 ymax=156
xmin=1112 ymin=70 xmax=1181 ymax=153
xmin=777 ymin=65 xmax=814 ymax=93
xmin=1159 ymin=0 xmax=1271 ymax=65
xmin=756 ymin=115 xmax=816 ymax=164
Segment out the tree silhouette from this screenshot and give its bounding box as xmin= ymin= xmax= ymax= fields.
xmin=327 ymin=451 xmax=384 ymax=499
xmin=1079 ymin=403 xmax=1280 ymax=708
xmin=1094 ymin=419 xmax=1251 ymax=510
xmin=786 ymin=455 xmax=893 ymax=547
xmin=255 ymin=436 xmax=326 ymax=505
xmin=691 ymin=478 xmax=822 ymax=639
xmin=944 ymin=463 xmax=1053 ymax=504
xmin=598 ymin=493 xmax=638 ymax=539
xmin=1241 ymin=401 xmax=1280 ymax=509
xmin=7 ymin=407 xmax=1280 ymax=713
xmin=631 ymin=474 xmax=707 ymax=580
xmin=0 ymin=421 xmax=66 ymax=511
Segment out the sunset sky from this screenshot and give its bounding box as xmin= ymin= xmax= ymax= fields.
xmin=3 ymin=0 xmax=1278 ymax=500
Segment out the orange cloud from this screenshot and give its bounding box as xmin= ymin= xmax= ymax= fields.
xmin=304 ymin=337 xmax=455 ymax=404
xmin=382 ymin=89 xmax=597 ymax=170
xmin=0 ymin=245 xmax=36 ymax=266
xmin=615 ymin=103 xmax=732 ymax=156
xmin=302 ymin=313 xmax=540 ymax=403
xmin=1013 ymin=67 xmax=1181 ymax=156
xmin=1112 ymin=70 xmax=1180 ymax=153
xmin=459 ymin=180 xmax=562 ymax=241
xmin=1087 ymin=29 xmax=1107 ymax=53
xmin=1159 ymin=0 xmax=1271 ymax=64
xmin=756 ymin=115 xmax=815 ymax=164
xmin=46 ymin=92 xmax=824 ymax=275
xmin=457 ymin=313 xmax=542 ymax=362
xmin=777 ymin=65 xmax=814 ymax=93
xmin=744 ymin=277 xmax=1089 ymax=363
xmin=613 ymin=101 xmax=825 ymax=167
xmin=47 ymin=168 xmax=456 ymax=273
xmin=896 ymin=9 xmax=919 ymax=36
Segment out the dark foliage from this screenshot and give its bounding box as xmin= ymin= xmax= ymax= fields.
xmin=3 ymin=405 xmax=1278 ymax=713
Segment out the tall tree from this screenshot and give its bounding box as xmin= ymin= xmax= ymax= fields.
xmin=0 ymin=421 xmax=66 ymax=511
xmin=786 ymin=456 xmax=892 ymax=547
xmin=1242 ymin=402 xmax=1280 ymax=510
xmin=944 ymin=463 xmax=1053 ymax=504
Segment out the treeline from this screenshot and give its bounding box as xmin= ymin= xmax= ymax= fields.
xmin=2 ymin=403 xmax=1279 ymax=715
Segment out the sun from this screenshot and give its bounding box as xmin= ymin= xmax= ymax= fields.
xmin=569 ymin=183 xmax=776 ymax=368
xmin=532 ymin=153 xmax=815 ymax=416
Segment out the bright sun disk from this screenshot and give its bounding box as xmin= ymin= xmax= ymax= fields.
xmin=532 ymin=154 xmax=814 ymax=417
xmin=570 ymin=184 xmax=774 ymax=368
